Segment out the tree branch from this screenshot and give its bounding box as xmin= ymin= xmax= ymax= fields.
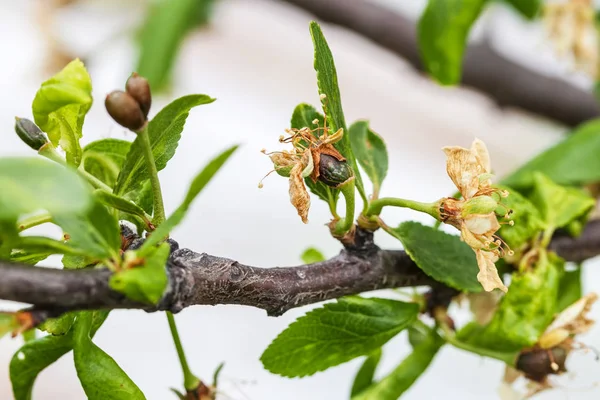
xmin=2 ymin=221 xmax=600 ymax=318
xmin=273 ymin=0 xmax=600 ymax=127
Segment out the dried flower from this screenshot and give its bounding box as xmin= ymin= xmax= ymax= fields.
xmin=544 ymin=0 xmax=598 ymax=78
xmin=259 ymin=118 xmax=350 ymax=223
xmin=441 ymin=139 xmax=512 ymax=293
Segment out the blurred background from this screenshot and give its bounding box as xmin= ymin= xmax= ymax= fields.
xmin=0 ymin=0 xmax=599 ymax=399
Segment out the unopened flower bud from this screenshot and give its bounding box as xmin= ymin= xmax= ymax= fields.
xmin=125 ymin=72 xmax=152 ymax=118
xmin=105 ymin=91 xmax=146 ymax=131
xmin=318 ymin=154 xmax=353 ymax=187
xmin=461 ymin=195 xmax=499 ymax=217
xmin=14 ymin=117 xmax=48 ymax=151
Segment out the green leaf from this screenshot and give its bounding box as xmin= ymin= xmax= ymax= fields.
xmin=557 ymin=266 xmax=582 ymax=312
xmin=300 ymin=247 xmax=326 ymax=264
xmin=137 ymin=0 xmax=215 ymax=91
xmin=1 ymin=313 xmax=17 ymax=340
xmin=353 ymin=327 xmax=443 ymax=400
xmin=502 ymin=119 xmax=600 ymax=189
xmin=10 ymin=311 xmax=108 ymax=400
xmin=351 ymin=349 xmax=382 ymax=397
xmin=457 ymin=250 xmax=561 ymax=351
xmin=110 ymin=242 xmax=170 ymax=304
xmin=13 ymin=236 xmax=88 ymax=258
xmin=38 ymin=313 xmax=75 ymax=336
xmin=31 ymin=59 xmax=92 ymax=165
xmin=260 ymin=296 xmax=419 ymax=377
xmin=418 ymin=0 xmax=487 ymax=85
xmin=115 ymin=94 xmax=215 ymax=196
xmin=9 ymin=249 xmax=52 ymax=265
xmin=73 ymin=312 xmax=145 ymax=400
xmin=387 ymin=221 xmax=482 ymax=292
xmin=62 ymin=254 xmax=94 ymax=270
xmin=0 ymin=157 xmax=91 ymax=222
xmin=83 ymin=139 xmax=131 ymax=187
xmin=529 ymin=173 xmax=595 ymax=231
xmin=94 ymin=190 xmax=150 ymax=225
xmin=501 ymin=0 xmax=541 ymax=19
xmin=290 ymin=103 xmax=339 ymax=208
xmin=139 ymin=145 xmax=238 ymax=253
xmin=495 ymin=185 xmax=545 ymax=249
xmin=349 ymin=121 xmax=388 ymax=194
xmin=309 ymin=22 xmax=366 ymax=201
xmin=55 ymin=201 xmax=121 ymax=261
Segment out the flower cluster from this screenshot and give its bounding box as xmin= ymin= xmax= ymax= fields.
xmin=544 ymin=0 xmax=598 ymax=78
xmin=441 ymin=139 xmax=513 ymax=293
xmin=259 ymin=108 xmax=350 ymax=223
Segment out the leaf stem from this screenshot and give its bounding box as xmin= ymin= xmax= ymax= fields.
xmin=366 ymin=197 xmax=440 ymax=219
xmin=38 ymin=143 xmax=112 ymax=192
xmin=331 ymin=177 xmax=356 ymax=236
xmin=136 ymin=124 xmax=166 ymax=225
xmin=17 ymin=213 xmax=52 ymax=231
xmin=166 ymin=312 xmax=200 ymax=391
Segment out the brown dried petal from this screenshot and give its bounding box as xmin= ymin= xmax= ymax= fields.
xmin=288 ymin=152 xmax=312 ymax=223
xmin=475 ymin=250 xmax=507 ymax=293
xmin=443 ymin=139 xmax=492 ymax=199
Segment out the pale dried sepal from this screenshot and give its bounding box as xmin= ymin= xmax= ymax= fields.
xmin=464 ymin=213 xmax=500 ymax=236
xmin=471 ymin=138 xmax=491 ymax=174
xmin=468 ymin=290 xmax=501 ymax=325
xmin=288 ymin=151 xmax=312 ymax=223
xmin=544 ymin=292 xmax=597 ymax=336
xmin=502 ymin=366 xmax=523 ymax=385
xmin=475 ymin=250 xmax=508 ymax=293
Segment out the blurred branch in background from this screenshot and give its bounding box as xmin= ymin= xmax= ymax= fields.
xmin=273 ymin=0 xmax=600 ymax=127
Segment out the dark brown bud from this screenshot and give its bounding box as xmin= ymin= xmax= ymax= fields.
xmin=125 ymin=72 xmax=151 ymax=118
xmin=14 ymin=117 xmax=48 ymax=151
xmin=516 ymin=347 xmax=567 ymax=382
xmin=105 ymin=91 xmax=145 ymax=131
xmin=318 ymin=154 xmax=353 ymax=187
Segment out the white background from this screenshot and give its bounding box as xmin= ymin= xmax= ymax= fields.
xmin=0 ymin=0 xmax=599 ymax=399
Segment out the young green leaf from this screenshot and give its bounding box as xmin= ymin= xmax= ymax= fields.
xmin=54 ymin=201 xmax=121 ymax=261
xmin=502 ymin=119 xmax=600 ymax=189
xmin=309 ymin=22 xmax=366 ymax=201
xmin=349 ymin=121 xmax=388 ymax=195
xmin=457 ymin=250 xmax=561 ymax=351
xmin=139 ymin=145 xmax=238 ymax=253
xmin=83 ymin=139 xmax=131 ymax=187
xmin=137 ymin=0 xmax=215 ymax=91
xmin=290 ymin=103 xmax=340 ymax=209
xmin=387 ymin=222 xmax=482 ymax=292
xmin=9 ymin=249 xmax=51 ymax=265
xmin=31 ymin=59 xmax=92 ymax=166
xmin=110 ymin=242 xmax=170 ymax=304
xmin=501 ymin=0 xmax=541 ymax=19
xmin=115 ymin=95 xmax=215 ymax=196
xmin=351 ymin=349 xmax=382 ymax=397
xmin=73 ymin=312 xmax=145 ymax=400
xmin=300 ymin=247 xmax=326 ymax=264
xmin=13 ymin=236 xmax=88 ymax=258
xmin=10 ymin=311 xmax=108 ymax=400
xmin=495 ymin=185 xmax=546 ymax=249
xmin=1 ymin=314 xmax=17 ymax=340
xmin=62 ymin=254 xmax=95 ymax=270
xmin=556 ymin=266 xmax=582 ymax=313
xmin=38 ymin=313 xmax=75 ymax=336
xmin=529 ymin=173 xmax=595 ymax=231
xmin=352 ymin=328 xmax=443 ymax=400
xmin=260 ymin=297 xmax=419 ymax=377
xmin=0 ymin=157 xmax=91 ymax=222
xmin=418 ymin=0 xmax=487 ymax=85
xmin=94 ymin=190 xmax=151 ymax=226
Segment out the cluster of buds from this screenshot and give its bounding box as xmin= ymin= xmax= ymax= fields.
xmin=259 ymin=96 xmax=353 ymax=223
xmin=440 ymin=139 xmax=513 ymax=293
xmin=544 ymin=0 xmax=598 ymax=78
xmin=105 ymin=73 xmax=152 ymax=132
